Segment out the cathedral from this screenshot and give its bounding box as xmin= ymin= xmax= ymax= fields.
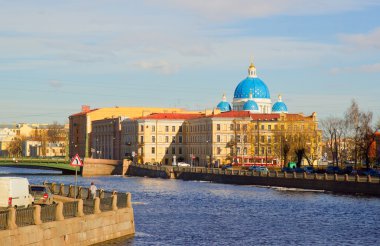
xmin=216 ymin=62 xmax=288 ymax=114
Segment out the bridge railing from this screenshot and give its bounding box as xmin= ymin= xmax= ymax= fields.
xmin=0 ymin=183 xmax=133 ymax=231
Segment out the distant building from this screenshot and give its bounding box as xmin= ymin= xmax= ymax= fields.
xmin=121 ymin=113 xmax=204 ymax=165
xmin=69 ymin=105 xmax=199 ymax=159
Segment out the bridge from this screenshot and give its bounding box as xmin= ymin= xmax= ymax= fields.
xmin=0 ymin=159 xmax=77 ymax=174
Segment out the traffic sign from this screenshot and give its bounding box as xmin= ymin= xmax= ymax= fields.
xmin=70 ymin=154 xmax=83 ymax=167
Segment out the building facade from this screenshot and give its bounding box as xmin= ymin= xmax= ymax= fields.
xmin=69 ymin=105 xmax=193 ymax=159
xmin=121 ymin=113 xmax=203 ymax=165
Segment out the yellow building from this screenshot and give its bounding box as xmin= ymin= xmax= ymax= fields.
xmin=184 ymin=111 xmax=321 ymax=167
xmin=69 ymin=105 xmax=193 ymax=159
xmin=121 ymin=113 xmax=204 ymax=165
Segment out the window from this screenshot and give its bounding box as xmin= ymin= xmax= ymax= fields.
xmin=151 ymin=147 xmax=155 ymax=154
xmin=230 ymin=124 xmax=234 ymax=130
xmin=140 ymin=136 xmax=144 ymax=143
xmin=236 ymin=135 xmax=241 ymax=142
xmin=217 ymin=135 xmax=221 ymax=142
xmin=243 ymin=147 xmax=247 ymax=155
xmin=261 ymin=147 xmax=264 ymax=155
xmin=140 ymin=125 xmax=144 ymax=132
xmin=152 ymin=125 xmax=156 ymax=132
xmin=268 ymin=125 xmax=271 ymax=130
xmin=165 ymin=158 xmax=168 ymax=165
xmin=165 ymin=148 xmax=169 ymax=154
xmin=179 ymin=147 xmax=182 ymax=155
xmin=165 ymin=126 xmax=169 ymax=132
xmin=255 ymin=124 xmax=258 ymax=130
xmin=237 ymin=147 xmax=240 ymax=154
xmin=243 ymin=135 xmax=248 ymax=143
xmin=172 ymin=147 xmax=176 ymax=154
xmin=179 ymin=136 xmax=183 ymax=143
xmin=217 ymin=124 xmax=221 ymax=131
xmin=165 ymin=136 xmax=169 ymax=143
xmin=236 ymin=124 xmax=241 ymax=131
xmin=243 ymin=124 xmax=247 ymax=131
xmin=268 ymin=147 xmax=272 ymax=155
xmin=152 ymin=136 xmax=156 ymax=143
xmin=172 ymin=136 xmax=176 ymax=143
xmin=261 ymin=136 xmax=265 ymax=142
xmin=172 ymin=126 xmax=175 ymax=132
xmin=179 ymin=126 xmax=182 ymax=132
xmin=261 ymin=125 xmax=264 ymax=130
xmin=281 ymin=125 xmax=284 ymax=130
xmin=267 ymin=136 xmax=271 ymax=143
xmin=255 ymin=147 xmax=258 ymax=155
xmin=217 ymin=147 xmax=222 ymax=154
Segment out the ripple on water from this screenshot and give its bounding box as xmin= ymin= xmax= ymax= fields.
xmin=7 ymin=169 xmax=379 ymax=246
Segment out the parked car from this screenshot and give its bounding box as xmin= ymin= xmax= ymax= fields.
xmin=0 ymin=177 xmax=34 ymax=208
xmin=360 ymin=168 xmax=380 ymax=177
xmin=281 ymin=167 xmax=296 ymax=173
xmin=222 ymin=164 xmax=232 ymax=170
xmin=177 ymin=162 xmax=191 ymax=167
xmin=303 ymin=166 xmax=315 ymax=174
xmin=249 ymin=166 xmax=268 ymax=174
xmin=29 ymin=185 xmax=54 ymax=205
xmin=325 ymin=166 xmax=342 ymax=174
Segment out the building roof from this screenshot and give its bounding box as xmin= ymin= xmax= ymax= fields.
xmin=208 ymin=111 xmax=280 ymax=120
xmin=70 ymin=108 xmax=99 ymax=117
xmin=138 ymin=113 xmax=205 ymax=120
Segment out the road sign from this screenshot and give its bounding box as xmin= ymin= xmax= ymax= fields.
xmin=70 ymin=154 xmax=83 ymax=167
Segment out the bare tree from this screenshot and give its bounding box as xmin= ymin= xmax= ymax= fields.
xmin=7 ymin=137 xmax=23 ymax=157
xmin=357 ymin=111 xmax=374 ymax=168
xmin=345 ymin=99 xmax=360 ymax=166
xmin=47 ymin=122 xmax=65 ymax=143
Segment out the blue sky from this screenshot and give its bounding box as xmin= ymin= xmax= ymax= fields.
xmin=0 ymin=0 xmax=379 ymax=124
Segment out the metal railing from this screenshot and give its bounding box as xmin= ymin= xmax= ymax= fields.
xmin=15 ymin=207 xmax=35 ymax=227
xmin=63 ymin=201 xmax=78 ymax=218
xmin=83 ymin=199 xmax=95 ymax=215
xmin=117 ymin=193 xmax=127 ymax=208
xmin=41 ymin=203 xmax=57 ymax=222
xmin=0 ymin=211 xmax=8 ymax=230
xmin=100 ymin=197 xmax=113 ymax=211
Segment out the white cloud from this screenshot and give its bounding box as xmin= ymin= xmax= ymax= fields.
xmin=338 ymin=28 xmax=380 ymax=50
xmin=152 ymin=0 xmax=380 ymax=21
xmin=134 ymin=60 xmax=180 ymax=74
xmin=48 ymin=80 xmax=63 ymax=89
xmin=330 ymin=63 xmax=380 ymax=74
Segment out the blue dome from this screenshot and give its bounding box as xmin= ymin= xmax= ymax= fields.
xmin=234 ymin=77 xmax=270 ymax=99
xmin=272 ymin=101 xmax=288 ymax=113
xmin=217 ymin=101 xmax=232 ymax=112
xmin=243 ymin=100 xmax=259 ymax=111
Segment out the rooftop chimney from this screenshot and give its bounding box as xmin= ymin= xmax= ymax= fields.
xmin=81 ymin=105 xmax=90 ymax=112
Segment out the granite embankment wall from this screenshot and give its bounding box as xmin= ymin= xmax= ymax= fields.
xmin=0 ymin=207 xmax=134 ymax=245
xmin=127 ymin=165 xmax=380 ymax=197
xmin=82 ymin=158 xmax=130 ymax=176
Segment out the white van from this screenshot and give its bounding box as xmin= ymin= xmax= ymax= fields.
xmin=0 ymin=177 xmax=34 ymax=208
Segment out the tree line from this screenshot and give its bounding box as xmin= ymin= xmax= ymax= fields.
xmin=320 ymin=100 xmax=380 ymax=168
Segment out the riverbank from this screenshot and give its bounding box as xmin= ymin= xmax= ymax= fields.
xmin=127 ymin=164 xmax=380 ymax=197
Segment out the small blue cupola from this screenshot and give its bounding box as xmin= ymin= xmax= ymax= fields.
xmin=272 ymin=94 xmax=288 ymax=113
xmin=216 ymin=94 xmax=232 ymax=112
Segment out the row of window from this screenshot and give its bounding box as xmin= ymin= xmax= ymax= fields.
xmin=150 ymin=146 xmax=183 ymax=155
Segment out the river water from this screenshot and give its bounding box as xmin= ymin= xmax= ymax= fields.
xmin=1 ymin=167 xmax=380 ymax=245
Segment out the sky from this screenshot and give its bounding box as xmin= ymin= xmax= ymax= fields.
xmin=0 ymin=0 xmax=379 ymax=125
